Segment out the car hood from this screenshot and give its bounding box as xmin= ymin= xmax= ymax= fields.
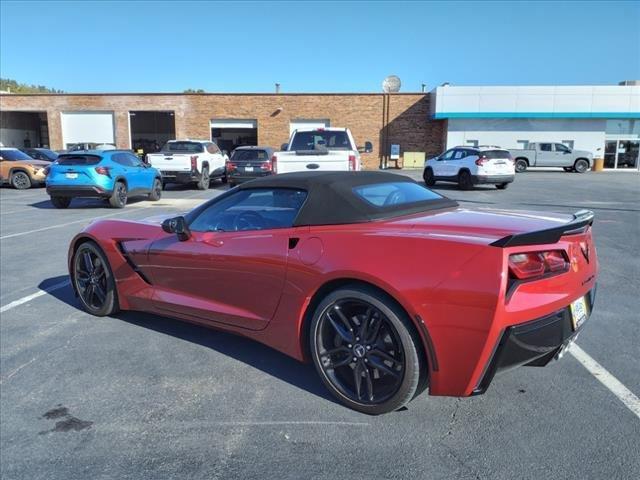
xmin=389 ymin=207 xmax=575 ymax=244
xmin=23 ymin=160 xmax=51 ymax=168
xmin=573 ymin=150 xmax=593 ymax=157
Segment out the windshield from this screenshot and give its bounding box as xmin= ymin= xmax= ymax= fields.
xmin=161 ymin=141 xmax=204 ymax=153
xmin=290 ymin=131 xmax=351 ymax=151
xmin=482 ymin=150 xmax=512 ymax=159
xmin=231 ymin=149 xmax=269 ymax=161
xmin=0 ymin=149 xmax=33 ymax=161
xmin=353 ymin=182 xmax=444 ymax=207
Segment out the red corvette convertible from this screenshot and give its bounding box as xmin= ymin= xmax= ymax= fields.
xmin=68 ymin=171 xmax=598 ymax=414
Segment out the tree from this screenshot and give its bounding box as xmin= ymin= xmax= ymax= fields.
xmin=183 ymin=88 xmax=205 ymax=93
xmin=0 ymin=78 xmax=64 ymax=93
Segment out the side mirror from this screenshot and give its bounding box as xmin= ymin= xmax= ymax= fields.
xmin=161 ymin=216 xmax=191 ymax=241
xmin=280 ymin=143 xmax=289 ymax=151
xmin=361 ymin=141 xmax=373 ymax=154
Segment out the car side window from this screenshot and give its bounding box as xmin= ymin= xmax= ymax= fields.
xmin=126 ymin=153 xmax=143 ymax=166
xmin=441 ymin=149 xmax=455 ymax=160
xmin=206 ymin=143 xmax=221 ymax=155
xmin=540 ymin=143 xmax=552 ymax=152
xmin=555 ymin=143 xmax=570 ymax=153
xmin=189 ymin=188 xmax=308 ymax=233
xmin=112 ymin=153 xmax=129 ymax=166
xmin=452 ymin=149 xmax=466 ymax=160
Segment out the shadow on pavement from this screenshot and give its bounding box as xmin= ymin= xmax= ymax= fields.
xmin=39 ymin=275 xmax=335 ymax=406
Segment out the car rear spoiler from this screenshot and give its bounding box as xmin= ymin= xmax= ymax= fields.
xmin=490 ymin=210 xmax=594 ymax=248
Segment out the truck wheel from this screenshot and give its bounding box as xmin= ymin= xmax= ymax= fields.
xmin=11 ymin=171 xmax=32 ymax=189
xmin=496 ymin=183 xmax=509 ymax=190
xmin=196 ymin=167 xmax=210 ymax=190
xmin=51 ymin=196 xmax=71 ymax=209
xmin=423 ymin=167 xmax=436 ymax=186
xmin=458 ymin=170 xmax=473 ymax=190
xmin=574 ymin=159 xmax=589 ymax=173
xmin=514 ymin=159 xmax=528 ymax=173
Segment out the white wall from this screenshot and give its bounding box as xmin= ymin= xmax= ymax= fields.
xmin=60 ymin=111 xmax=115 ymax=147
xmin=446 ymin=118 xmax=606 ymax=156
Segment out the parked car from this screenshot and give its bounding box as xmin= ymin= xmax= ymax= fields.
xmin=423 ymin=146 xmax=515 ymax=190
xmin=20 ymin=147 xmax=59 ymax=162
xmin=67 ymin=171 xmax=598 ymax=414
xmin=509 ymin=143 xmax=593 ymax=173
xmin=46 ymin=149 xmax=162 ymax=209
xmin=0 ymin=147 xmax=49 ymax=189
xmin=273 ymin=128 xmax=372 ymax=173
xmin=146 ymin=140 xmax=227 ymax=189
xmin=226 ymin=146 xmax=276 ymax=187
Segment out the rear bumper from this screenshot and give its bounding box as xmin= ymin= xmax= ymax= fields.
xmin=472 ymin=174 xmax=515 ymax=185
xmin=472 ymin=287 xmax=596 ymax=395
xmin=228 ymin=171 xmax=273 ymax=183
xmin=161 ymin=167 xmax=225 ymax=184
xmin=47 ymin=185 xmax=112 ymax=198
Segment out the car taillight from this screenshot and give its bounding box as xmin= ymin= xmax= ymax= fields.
xmin=475 ymin=156 xmax=488 ymax=166
xmin=260 ymin=161 xmax=272 ymax=171
xmin=348 ymin=154 xmax=356 ymax=171
xmin=95 ymin=166 xmax=111 ymax=177
xmin=191 ymin=155 xmax=198 ymax=171
xmin=271 ymin=155 xmax=278 ymax=173
xmin=225 ymin=161 xmax=236 ymax=172
xmin=508 ymin=250 xmax=569 ymax=280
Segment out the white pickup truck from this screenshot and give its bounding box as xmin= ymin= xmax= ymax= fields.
xmin=509 ymin=142 xmax=593 ymax=173
xmin=146 ymin=140 xmax=228 ymax=189
xmin=272 ymin=128 xmax=372 ymax=173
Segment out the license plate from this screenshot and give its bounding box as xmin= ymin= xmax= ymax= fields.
xmin=570 ymin=296 xmax=588 ymax=330
xmin=244 ymin=167 xmax=254 ymax=172
xmin=65 ymin=173 xmax=78 ymax=179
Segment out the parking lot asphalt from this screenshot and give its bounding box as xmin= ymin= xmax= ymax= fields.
xmin=1 ymin=171 xmax=639 ymax=480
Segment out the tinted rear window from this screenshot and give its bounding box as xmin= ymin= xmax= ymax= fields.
xmin=161 ymin=141 xmax=204 ymax=153
xmin=290 ymin=131 xmax=351 ymax=151
xmin=0 ymin=149 xmax=33 ymax=161
xmin=232 ymin=150 xmax=269 ymax=161
xmin=481 ymin=150 xmax=512 ymax=159
xmin=57 ymin=155 xmax=102 ymax=166
xmin=353 ymin=182 xmax=444 ymax=208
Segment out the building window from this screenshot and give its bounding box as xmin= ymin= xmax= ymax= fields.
xmin=561 ymin=140 xmax=574 ymax=150
xmin=516 ymin=140 xmax=529 ymax=149
xmin=465 ymin=139 xmax=478 ymax=147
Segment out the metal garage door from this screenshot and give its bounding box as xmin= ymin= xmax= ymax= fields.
xmin=289 ymin=119 xmax=330 ymax=135
xmin=60 ymin=111 xmax=115 ymax=149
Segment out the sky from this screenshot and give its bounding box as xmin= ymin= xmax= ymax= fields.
xmin=1 ymin=0 xmax=639 ymax=93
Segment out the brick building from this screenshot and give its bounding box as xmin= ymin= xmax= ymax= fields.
xmin=0 ymin=93 xmax=446 ymax=170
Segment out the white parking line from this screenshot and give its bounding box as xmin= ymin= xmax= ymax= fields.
xmin=569 ymin=344 xmax=640 ymax=419
xmin=0 ymin=280 xmax=69 ymax=314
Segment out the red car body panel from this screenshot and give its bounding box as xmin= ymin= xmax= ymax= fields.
xmin=69 ymin=206 xmax=598 ymax=397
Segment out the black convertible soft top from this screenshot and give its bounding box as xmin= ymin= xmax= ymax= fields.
xmin=236 ymin=171 xmax=458 ymax=226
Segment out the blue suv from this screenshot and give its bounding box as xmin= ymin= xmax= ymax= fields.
xmin=46 ymin=150 xmax=162 ymax=208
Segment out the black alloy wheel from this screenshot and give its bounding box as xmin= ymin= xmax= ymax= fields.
xmin=458 ymin=170 xmax=473 ymax=190
xmin=73 ymin=242 xmax=118 ymax=316
xmin=11 ymin=171 xmax=32 ymax=189
xmin=109 ymin=181 xmax=127 ymax=208
xmin=423 ymin=167 xmax=436 ymax=186
xmin=311 ymin=286 xmax=423 ymax=414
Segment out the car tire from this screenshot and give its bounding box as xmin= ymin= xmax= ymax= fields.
xmin=11 ymin=171 xmax=32 ymax=190
xmin=109 ymin=181 xmax=127 ymax=208
xmin=514 ymin=159 xmax=528 ymax=173
xmin=72 ymin=241 xmax=119 ymax=317
xmin=197 ymin=167 xmax=210 ymax=190
xmin=574 ymin=159 xmax=589 ymax=173
xmin=496 ymin=183 xmax=509 ymax=190
xmin=458 ymin=170 xmax=473 ymax=190
xmin=51 ymin=196 xmax=71 ymax=209
xmin=563 ymin=167 xmax=574 ymax=172
xmin=148 ymin=178 xmax=162 ymax=201
xmin=309 ymin=285 xmax=424 ymax=415
xmin=221 ymin=174 xmax=228 ymax=184
xmin=423 ymin=167 xmax=436 ymax=186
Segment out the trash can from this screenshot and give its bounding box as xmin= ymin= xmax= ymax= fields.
xmin=592 ymin=157 xmax=604 ymax=172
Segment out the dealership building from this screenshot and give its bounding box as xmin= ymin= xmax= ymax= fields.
xmin=1 ymin=82 xmax=638 ymax=170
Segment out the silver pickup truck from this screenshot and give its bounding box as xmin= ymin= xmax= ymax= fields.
xmin=509 ymin=142 xmax=593 ymax=173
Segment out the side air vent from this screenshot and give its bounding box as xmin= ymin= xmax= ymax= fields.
xmin=117 ymin=242 xmax=152 ymax=285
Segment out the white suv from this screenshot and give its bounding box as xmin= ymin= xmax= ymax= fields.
xmin=423 ymin=146 xmax=515 ymax=190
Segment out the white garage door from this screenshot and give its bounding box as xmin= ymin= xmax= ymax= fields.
xmin=210 ymin=119 xmax=257 ymax=129
xmin=289 ymin=119 xmax=330 ymax=135
xmin=61 ymin=111 xmax=115 ymax=147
